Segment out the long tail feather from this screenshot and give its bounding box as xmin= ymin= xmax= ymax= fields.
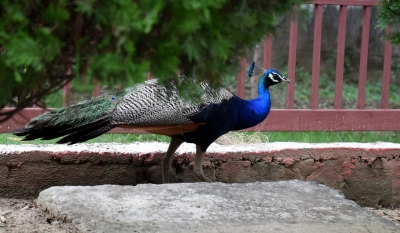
xmin=41 ymin=117 xmax=109 ymax=140
xmin=14 ymin=124 xmax=72 ymax=140
xmin=56 ymin=118 xmax=114 ymax=144
xmin=67 ymin=125 xmax=114 ymax=145
xmin=12 ymin=89 xmax=127 ymax=143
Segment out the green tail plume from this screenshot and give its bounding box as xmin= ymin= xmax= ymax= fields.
xmin=27 ymin=89 xmax=127 ymax=129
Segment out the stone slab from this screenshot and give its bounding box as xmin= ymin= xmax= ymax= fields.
xmin=36 ymin=181 xmax=400 ymax=233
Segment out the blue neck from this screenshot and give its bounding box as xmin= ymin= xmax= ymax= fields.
xmin=233 ymin=84 xmax=271 ymax=130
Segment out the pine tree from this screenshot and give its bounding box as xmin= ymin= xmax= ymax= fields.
xmin=377 ymin=0 xmax=400 ymax=45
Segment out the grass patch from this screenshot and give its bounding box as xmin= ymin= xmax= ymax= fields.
xmin=218 ymin=131 xmax=400 ymax=144
xmin=2 ymin=131 xmax=399 ymax=145
xmin=265 ymin=131 xmax=400 ymax=143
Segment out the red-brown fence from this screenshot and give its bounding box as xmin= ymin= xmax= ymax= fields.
xmin=238 ymin=0 xmax=399 ymax=131
xmin=1 ymin=0 xmax=399 ymax=133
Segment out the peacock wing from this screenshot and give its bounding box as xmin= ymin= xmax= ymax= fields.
xmin=110 ymin=77 xmax=234 ymax=128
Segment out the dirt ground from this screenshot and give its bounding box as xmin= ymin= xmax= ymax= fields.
xmin=0 ymin=198 xmax=399 ymax=232
xmin=0 ymin=198 xmax=79 ymax=233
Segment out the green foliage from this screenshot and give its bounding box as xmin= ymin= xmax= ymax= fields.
xmin=0 ymin=0 xmax=306 ymax=111
xmin=377 ymin=0 xmax=400 ymax=45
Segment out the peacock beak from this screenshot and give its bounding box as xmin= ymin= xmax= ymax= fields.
xmin=283 ymin=77 xmax=291 ymax=84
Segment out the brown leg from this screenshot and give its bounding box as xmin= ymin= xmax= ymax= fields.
xmin=193 ymin=145 xmax=211 ymax=182
xmin=162 ymin=137 xmax=183 ymax=183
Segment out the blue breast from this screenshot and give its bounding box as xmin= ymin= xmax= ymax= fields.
xmin=233 ymin=89 xmax=271 ymax=130
xmin=182 ymin=81 xmax=272 ymax=150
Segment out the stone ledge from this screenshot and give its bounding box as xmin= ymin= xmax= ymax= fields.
xmin=1 ymin=142 xmax=400 ymax=207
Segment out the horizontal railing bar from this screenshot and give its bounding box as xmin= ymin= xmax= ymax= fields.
xmin=312 ymin=0 xmax=377 ymax=6
xmin=2 ymin=108 xmax=400 ymax=133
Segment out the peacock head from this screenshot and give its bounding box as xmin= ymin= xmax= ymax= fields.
xmin=248 ymin=62 xmax=291 ymax=88
xmin=261 ymin=69 xmax=291 ymax=88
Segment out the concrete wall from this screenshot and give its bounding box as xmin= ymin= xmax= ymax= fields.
xmin=1 ymin=142 xmax=399 ymax=207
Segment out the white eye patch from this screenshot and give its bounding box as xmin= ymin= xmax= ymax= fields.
xmin=268 ymin=73 xmax=279 ymax=82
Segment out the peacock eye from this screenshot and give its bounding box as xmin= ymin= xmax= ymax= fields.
xmin=275 ymin=73 xmax=284 ymax=81
xmin=268 ymin=73 xmax=279 ymax=82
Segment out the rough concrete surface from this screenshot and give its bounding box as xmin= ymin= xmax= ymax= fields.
xmin=36 ymin=181 xmax=400 ymax=233
xmin=2 ymin=142 xmax=400 ymax=207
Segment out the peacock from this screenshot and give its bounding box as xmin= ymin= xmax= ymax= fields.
xmin=13 ymin=62 xmax=290 ymax=182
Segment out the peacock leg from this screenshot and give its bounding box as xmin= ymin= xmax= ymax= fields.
xmin=193 ymin=145 xmax=212 ymax=182
xmin=162 ymin=137 xmax=183 ymax=183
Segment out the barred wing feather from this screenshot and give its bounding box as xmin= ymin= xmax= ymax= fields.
xmin=111 ymin=78 xmax=233 ymax=127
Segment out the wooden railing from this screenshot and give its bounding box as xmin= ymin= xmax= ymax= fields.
xmin=238 ymin=0 xmax=399 ymax=131
xmin=1 ymin=0 xmax=399 ymax=133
